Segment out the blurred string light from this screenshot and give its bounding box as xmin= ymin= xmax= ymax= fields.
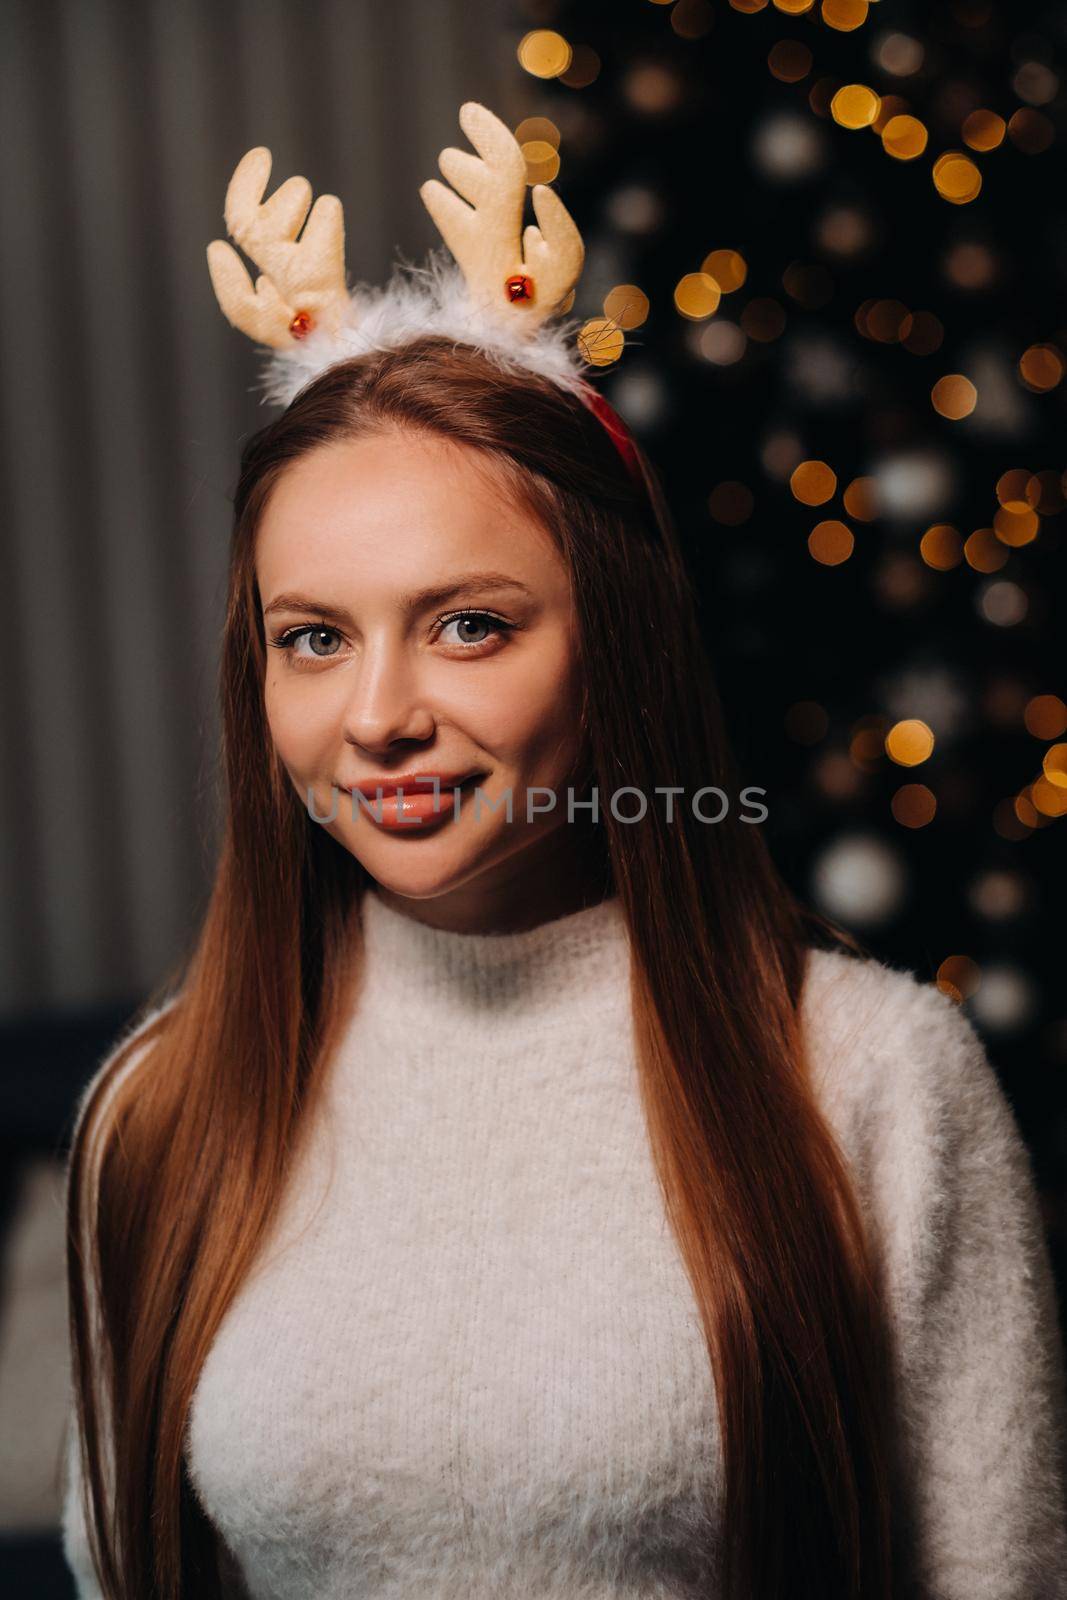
xmin=886 ymin=719 xmax=935 ymax=766
xmin=752 ymin=111 xmax=827 ymax=179
xmin=700 ymin=320 xmax=747 ymax=364
xmin=892 ymin=783 xmax=937 ymax=827
xmin=517 ymin=30 xmax=572 ymax=78
xmin=873 ymin=33 xmax=924 ymax=76
xmin=831 ymin=84 xmax=880 ymax=129
xmin=931 ymin=374 xmax=978 ymax=419
xmin=968 ymin=868 xmax=1030 ymax=919
xmin=811 ymin=833 xmax=907 ymax=927
xmin=968 ymin=965 xmax=1038 ymax=1032
xmin=577 ymin=284 xmax=650 ymax=369
xmin=962 ymin=109 xmax=1006 ymax=150
xmin=626 ymin=0 xmax=1065 ymax=996
xmin=932 ymin=150 xmax=983 ymax=203
xmin=920 ymin=523 xmax=963 ymax=570
xmin=670 ymin=0 xmax=715 ymax=40
xmin=882 ymin=115 xmax=928 ymax=160
xmin=935 ymin=954 xmax=982 ymax=1004
xmin=769 ymin=40 xmax=813 ymax=82
xmin=808 ymin=519 xmax=854 ymax=563
xmin=964 ymin=527 xmax=1008 ymax=572
xmin=1025 ymin=695 xmax=1067 ymax=739
xmin=790 ymin=459 xmax=837 ymax=504
xmin=1018 ymin=343 xmax=1064 ymax=392
xmin=978 ymin=579 xmax=1028 ymax=626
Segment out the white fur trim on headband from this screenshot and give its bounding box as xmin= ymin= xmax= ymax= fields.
xmin=253 ymin=247 xmax=593 ymax=409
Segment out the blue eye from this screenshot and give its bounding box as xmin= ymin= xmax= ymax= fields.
xmin=271 ymin=625 xmax=342 ymax=659
xmin=436 ymin=610 xmax=513 ymax=650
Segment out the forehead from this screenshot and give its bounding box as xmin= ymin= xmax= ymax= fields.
xmin=255 ymin=430 xmax=562 ymax=597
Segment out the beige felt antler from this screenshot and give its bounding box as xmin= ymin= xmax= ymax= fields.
xmin=206 ymin=147 xmax=349 ymax=349
xmin=419 ymin=102 xmax=584 ymax=328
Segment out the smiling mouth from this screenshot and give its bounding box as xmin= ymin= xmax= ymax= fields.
xmin=344 ymin=772 xmax=486 ymax=831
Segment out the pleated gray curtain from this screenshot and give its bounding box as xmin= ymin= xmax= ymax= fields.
xmin=0 ymin=0 xmax=515 ymax=1015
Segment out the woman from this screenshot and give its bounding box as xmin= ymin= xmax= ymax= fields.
xmin=61 ymin=106 xmax=1067 ymax=1600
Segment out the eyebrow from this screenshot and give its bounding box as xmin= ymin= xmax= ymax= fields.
xmin=262 ymin=572 xmax=535 ymax=624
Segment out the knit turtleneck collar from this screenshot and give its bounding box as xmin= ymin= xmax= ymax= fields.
xmin=354 ymin=883 xmax=632 ymax=1033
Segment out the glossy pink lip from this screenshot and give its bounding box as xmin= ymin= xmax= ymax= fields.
xmin=342 ymin=771 xmax=482 ymax=798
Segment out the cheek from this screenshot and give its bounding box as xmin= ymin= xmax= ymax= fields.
xmin=263 ymin=671 xmax=334 ymax=772
xmin=469 ymin=633 xmax=583 ymax=771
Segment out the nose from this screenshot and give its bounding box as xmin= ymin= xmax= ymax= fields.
xmin=341 ymin=636 xmax=435 ymax=753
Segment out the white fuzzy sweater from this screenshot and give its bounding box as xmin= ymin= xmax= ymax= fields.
xmin=62 ymin=888 xmax=1067 ymax=1598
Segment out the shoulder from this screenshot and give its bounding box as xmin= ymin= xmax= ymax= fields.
xmin=798 ymin=944 xmax=1040 ymax=1306
xmin=799 ymin=943 xmax=1008 ymax=1142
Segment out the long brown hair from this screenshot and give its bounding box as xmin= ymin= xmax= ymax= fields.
xmin=66 ymin=334 xmax=895 ymax=1599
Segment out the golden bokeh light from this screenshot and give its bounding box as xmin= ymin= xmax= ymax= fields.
xmin=849 ymin=716 xmax=886 ymax=770
xmin=993 ymin=505 xmax=1039 ymax=547
xmin=774 ymin=0 xmax=816 ymax=12
xmin=881 ymin=114 xmax=928 ymax=159
xmin=892 ymin=783 xmax=937 ymax=828
xmin=1032 ymin=776 xmax=1067 ymax=817
xmin=603 ymin=284 xmax=650 ymax=330
xmin=822 ymin=0 xmax=868 ymax=31
xmin=931 ymin=374 xmax=977 ymax=419
xmin=1043 ymin=744 xmax=1067 ymax=789
xmin=962 ymin=109 xmax=1006 ymax=151
xmin=517 ymin=30 xmax=573 ymax=78
xmin=514 ymin=117 xmax=561 ymax=149
xmin=885 ymin=719 xmax=935 ymax=766
xmin=936 ymin=955 xmax=980 ymax=1001
xmin=1013 ymin=789 xmax=1040 ymax=830
xmin=831 ymin=84 xmax=881 ymax=129
xmin=995 ymin=468 xmax=1039 ymax=511
xmin=843 ymin=476 xmax=878 ymax=520
xmin=900 ymin=310 xmax=944 ymax=355
xmin=1024 ymin=695 xmax=1067 ymax=740
xmin=866 ymin=298 xmax=909 ymax=342
xmin=871 ymin=94 xmax=911 ymax=135
xmin=729 ymin=0 xmax=768 ymax=10
xmin=560 ymin=44 xmax=601 ymax=87
xmin=701 ymin=249 xmax=748 ymax=293
xmin=808 ymin=520 xmax=854 ymax=564
xmin=1008 ymin=108 xmax=1055 ymax=154
xmin=768 ymin=40 xmax=813 ymax=81
xmin=576 ymin=318 xmax=625 ymax=366
xmin=932 ymin=151 xmax=982 ymax=204
xmin=674 ymin=272 xmax=721 ymax=319
xmin=521 ymin=140 xmax=561 ymax=184
xmin=808 ymin=77 xmax=839 ymax=119
xmin=1018 ymin=343 xmax=1064 ymax=393
xmin=670 ymin=0 xmax=715 ymax=40
xmin=963 ymin=528 xmax=1009 ymax=572
xmin=708 ymin=481 xmax=755 ymax=525
xmin=920 ymin=523 xmax=963 ymax=570
xmin=790 ymin=459 xmax=838 ymax=505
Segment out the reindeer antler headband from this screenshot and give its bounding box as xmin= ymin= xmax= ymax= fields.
xmin=205 ymin=101 xmax=643 ymax=484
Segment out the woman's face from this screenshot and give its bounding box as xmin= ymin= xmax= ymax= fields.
xmin=256 ymin=428 xmax=590 ymax=923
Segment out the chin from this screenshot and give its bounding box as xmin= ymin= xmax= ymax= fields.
xmin=331 ymin=822 xmax=504 ymax=902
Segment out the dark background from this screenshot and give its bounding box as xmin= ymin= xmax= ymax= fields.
xmin=0 ymin=0 xmax=1063 ymax=1589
